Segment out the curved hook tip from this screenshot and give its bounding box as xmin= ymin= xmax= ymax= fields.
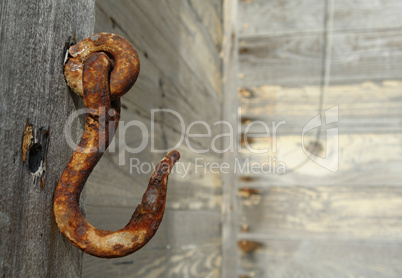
xmin=166 ymin=150 xmax=180 ymax=163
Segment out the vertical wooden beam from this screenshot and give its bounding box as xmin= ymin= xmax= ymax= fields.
xmin=222 ymin=0 xmax=239 ymax=277
xmin=0 ymin=1 xmax=94 ymax=277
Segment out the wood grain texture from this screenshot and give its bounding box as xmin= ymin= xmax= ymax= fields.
xmin=238 ymin=34 xmax=325 ymax=87
xmin=237 ymin=186 xmax=402 ymax=241
xmin=238 ymin=0 xmax=402 ymax=37
xmin=0 ymin=0 xmax=95 ymax=277
xmin=240 ymin=82 xmax=402 ymax=134
xmin=332 ymin=0 xmax=402 ymax=32
xmin=236 ymin=1 xmax=402 ymax=277
xmin=238 ymin=29 xmax=402 ymax=87
xmin=238 ymin=0 xmax=325 ymax=37
xmin=237 ymin=81 xmax=402 ymax=187
xmin=84 ymin=209 xmax=221 ymax=278
xmin=239 ymin=239 xmax=402 ymax=278
xmin=237 ymin=133 xmax=402 ymax=187
xmin=83 ymin=0 xmax=223 ymax=277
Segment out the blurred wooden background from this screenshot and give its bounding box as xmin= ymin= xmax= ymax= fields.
xmin=84 ymin=1 xmax=223 ymax=277
xmin=236 ymin=0 xmax=402 ymax=277
xmin=81 ymin=0 xmax=402 ymax=277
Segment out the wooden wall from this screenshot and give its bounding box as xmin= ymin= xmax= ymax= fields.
xmin=83 ymin=1 xmax=223 ymax=277
xmin=0 ymin=1 xmax=94 ymax=277
xmin=235 ymin=0 xmax=402 ymax=277
xmin=2 ymin=1 xmax=401 ymax=277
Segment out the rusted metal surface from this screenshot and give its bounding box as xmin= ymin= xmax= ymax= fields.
xmin=64 ymin=32 xmax=140 ymax=100
xmin=54 ymin=33 xmax=180 ymax=258
xmin=22 ymin=120 xmax=33 ymax=162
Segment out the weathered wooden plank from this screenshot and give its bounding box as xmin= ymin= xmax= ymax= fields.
xmin=333 ymin=0 xmax=402 ymax=32
xmin=238 ymin=0 xmax=402 ymax=37
xmin=239 ymin=239 xmax=402 ymax=278
xmin=0 ymin=0 xmax=95 ymax=277
xmin=237 ymin=133 xmax=402 ymax=187
xmin=83 ymin=209 xmax=221 ymax=278
xmin=239 ymin=29 xmax=402 ymax=87
xmin=329 ymin=29 xmax=402 ymax=84
xmin=238 ymin=34 xmax=324 ymax=87
xmin=240 ymin=82 xmax=402 ymax=134
xmin=237 ymin=186 xmax=402 ymax=241
xmin=238 ymin=0 xmax=325 ymax=37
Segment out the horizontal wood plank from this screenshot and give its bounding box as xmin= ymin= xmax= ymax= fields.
xmin=237 ymin=186 xmax=402 ymax=241
xmin=239 ymin=30 xmax=402 ymax=87
xmin=238 ymin=0 xmax=402 ymax=37
xmin=238 ymin=34 xmax=324 ymax=87
xmin=333 ymin=0 xmax=402 ymax=32
xmin=237 ymin=133 xmax=402 ymax=187
xmin=240 ymin=82 xmax=402 ymax=134
xmin=239 ymin=239 xmax=402 ymax=278
xmin=238 ymin=0 xmax=325 ymax=37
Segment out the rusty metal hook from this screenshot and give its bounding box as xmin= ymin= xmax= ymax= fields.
xmin=54 ymin=33 xmax=180 ymax=258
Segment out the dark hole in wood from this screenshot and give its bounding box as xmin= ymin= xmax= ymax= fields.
xmin=239 ymin=47 xmax=249 ymax=54
xmin=27 ymin=128 xmax=50 ymax=175
xmin=28 ymin=143 xmax=43 ymax=173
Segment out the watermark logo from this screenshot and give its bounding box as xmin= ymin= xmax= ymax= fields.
xmin=302 ymin=106 xmax=339 ymax=172
xmin=63 ymin=106 xmax=340 ymax=177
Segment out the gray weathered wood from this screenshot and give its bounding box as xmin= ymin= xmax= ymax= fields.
xmin=240 ymin=82 xmax=402 ymax=135
xmin=238 ymin=29 xmax=402 ymax=87
xmin=236 ymin=0 xmax=402 ymax=277
xmin=238 ymin=186 xmax=402 ymax=241
xmin=238 ymin=0 xmax=402 ymax=37
xmin=237 ymin=133 xmax=402 ymax=187
xmin=83 ymin=1 xmax=223 ymax=277
xmin=238 ymin=0 xmax=325 ymax=37
xmin=239 ymin=239 xmax=402 ymax=277
xmin=0 ymin=0 xmax=95 ymax=277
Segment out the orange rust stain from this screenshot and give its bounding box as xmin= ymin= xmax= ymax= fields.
xmin=22 ymin=120 xmax=33 ymax=162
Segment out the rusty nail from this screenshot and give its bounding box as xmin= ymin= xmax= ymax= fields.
xmin=238 ymin=188 xmax=262 ymax=198
xmin=238 ymin=240 xmax=262 ymax=253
